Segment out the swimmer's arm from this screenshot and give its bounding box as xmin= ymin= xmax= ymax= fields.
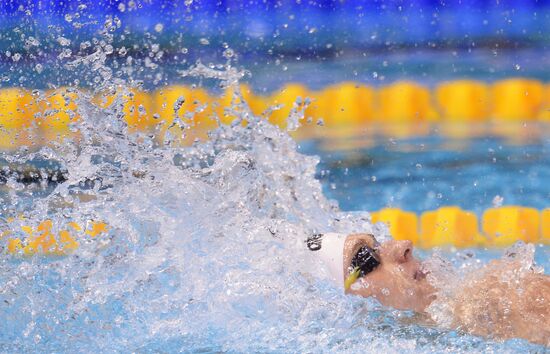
xmin=451 ymin=261 xmax=550 ymax=346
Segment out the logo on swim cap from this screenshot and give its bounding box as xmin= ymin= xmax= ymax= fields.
xmin=306 ymin=234 xmax=323 ymax=251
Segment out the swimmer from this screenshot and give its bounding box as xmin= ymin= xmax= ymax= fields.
xmin=307 ymin=233 xmax=550 ymax=346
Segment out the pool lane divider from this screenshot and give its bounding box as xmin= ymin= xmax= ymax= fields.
xmin=1 ymin=218 xmax=108 ymax=256
xmin=1 ymin=206 xmax=548 ymax=256
xmin=3 ymin=78 xmax=550 ymax=150
xmin=371 ymin=206 xmax=550 ymax=248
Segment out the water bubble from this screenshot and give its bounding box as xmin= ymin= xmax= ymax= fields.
xmin=223 ymin=48 xmax=234 ymax=59
xmin=34 ymin=63 xmax=43 ymax=74
xmin=138 ymin=105 xmax=147 ymax=116
xmin=80 ymin=41 xmax=91 ymax=50
xmin=174 ymin=96 xmax=185 ymax=113
xmin=492 ymin=195 xmax=504 ymax=207
xmin=57 ymin=48 xmax=72 ymax=60
xmin=118 ymin=47 xmax=127 ymax=56
xmin=154 ymin=23 xmax=164 ymax=33
xmin=25 ymin=36 xmax=40 ymax=47
xmin=57 ymin=37 xmax=71 ymax=46
xmin=104 ymin=45 xmax=114 ymax=55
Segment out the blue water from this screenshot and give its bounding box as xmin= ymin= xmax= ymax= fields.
xmin=300 ymin=134 xmax=550 ymax=215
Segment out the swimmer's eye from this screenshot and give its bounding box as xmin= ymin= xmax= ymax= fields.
xmin=349 ymin=245 xmax=381 ymax=279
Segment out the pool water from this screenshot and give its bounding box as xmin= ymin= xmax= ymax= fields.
xmin=300 ymin=134 xmax=550 ymax=215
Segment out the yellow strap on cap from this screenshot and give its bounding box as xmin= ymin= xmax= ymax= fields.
xmin=344 ymin=267 xmax=360 ymax=291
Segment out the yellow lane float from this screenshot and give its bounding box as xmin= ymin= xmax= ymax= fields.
xmin=153 ymin=85 xmax=217 ymax=146
xmin=377 ymin=81 xmax=439 ymax=122
xmin=241 ymin=86 xmax=269 ymax=118
xmin=435 ymin=80 xmax=490 ymax=137
xmin=123 ymin=90 xmax=155 ymax=133
xmin=537 ymin=84 xmax=550 ymax=121
xmin=3 ymin=79 xmax=550 ymax=147
xmin=0 ymin=88 xmax=38 ymax=150
xmin=490 ymin=79 xmax=545 ymax=139
xmin=320 ymin=82 xmax=375 ymax=126
xmin=376 ymin=81 xmax=439 ymax=137
xmin=371 ymin=208 xmax=419 ymax=245
xmin=213 ymin=84 xmax=253 ymax=126
xmin=265 ymin=83 xmax=310 ymax=129
xmin=420 ymin=206 xmax=484 ymax=248
xmin=371 ymin=206 xmax=549 ymax=248
xmin=436 ymin=80 xmax=490 ymax=121
xmin=38 ymin=87 xmax=82 ymax=143
xmin=94 ymin=87 xmax=155 ymax=133
xmin=307 ymin=82 xmax=375 ymax=139
xmin=542 ymin=209 xmax=550 ymax=244
xmin=3 ymin=219 xmax=108 ymax=256
xmin=491 ymin=78 xmax=544 ymax=121
xmin=482 ymin=206 xmax=541 ymax=247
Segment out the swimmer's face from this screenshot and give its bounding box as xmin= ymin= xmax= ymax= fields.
xmin=344 ymin=234 xmax=435 ymax=313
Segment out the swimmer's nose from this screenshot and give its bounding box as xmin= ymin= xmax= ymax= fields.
xmin=383 ymin=240 xmax=414 ymax=264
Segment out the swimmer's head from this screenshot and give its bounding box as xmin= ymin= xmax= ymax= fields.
xmin=343 ymin=234 xmax=435 ymax=312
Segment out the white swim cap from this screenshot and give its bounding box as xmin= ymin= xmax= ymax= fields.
xmin=306 ymin=232 xmax=347 ymax=287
